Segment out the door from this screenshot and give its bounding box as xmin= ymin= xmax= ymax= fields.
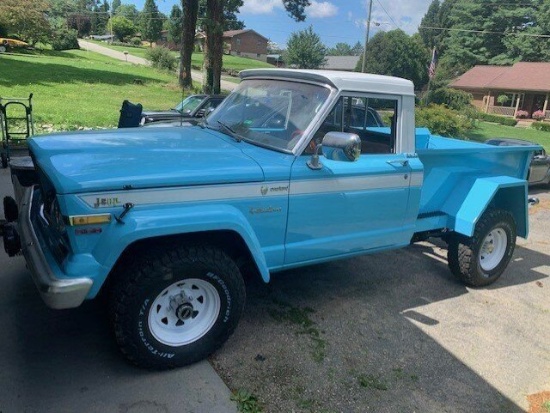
xmin=284 ymin=94 xmax=414 ymax=266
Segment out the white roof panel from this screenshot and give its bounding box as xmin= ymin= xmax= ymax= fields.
xmin=240 ymin=69 xmax=415 ymax=96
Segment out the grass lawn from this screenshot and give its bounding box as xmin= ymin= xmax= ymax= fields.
xmin=86 ymin=40 xmax=274 ymax=72
xmin=0 ymin=49 xmax=194 ymax=130
xmin=466 ymin=121 xmax=550 ymax=151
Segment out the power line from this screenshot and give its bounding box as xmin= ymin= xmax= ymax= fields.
xmin=419 ymin=24 xmax=550 ymax=39
xmin=374 ymin=0 xmax=400 ymax=30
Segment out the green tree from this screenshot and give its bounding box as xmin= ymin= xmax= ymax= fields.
xmin=282 ymin=0 xmax=310 ymax=21
xmin=140 ymin=0 xmax=163 ymax=45
xmin=0 ymin=0 xmax=51 ymax=45
xmin=358 ymin=30 xmax=429 ymax=89
xmin=167 ymin=4 xmax=183 ymax=45
xmin=90 ymin=0 xmax=110 ymax=35
xmin=112 ymin=0 xmax=121 ymax=13
xmin=198 ymin=0 xmax=244 ymax=31
xmin=109 ymin=15 xmax=136 ymax=42
xmin=418 ymin=0 xmax=440 ymax=49
xmin=327 ymin=42 xmax=354 ymax=56
xmin=351 ymin=41 xmax=363 ymax=56
xmin=284 ymin=26 xmax=326 ymax=69
xmin=179 ymin=0 xmax=314 ymax=91
xmin=115 ymin=4 xmax=140 ymax=25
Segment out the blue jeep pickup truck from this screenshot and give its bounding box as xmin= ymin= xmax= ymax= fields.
xmin=3 ymin=69 xmax=538 ymax=369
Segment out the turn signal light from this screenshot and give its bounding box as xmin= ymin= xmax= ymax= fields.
xmin=68 ymin=214 xmax=112 ymax=226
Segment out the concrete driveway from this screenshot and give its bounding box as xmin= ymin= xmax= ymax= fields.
xmin=0 ymin=167 xmax=237 ymax=413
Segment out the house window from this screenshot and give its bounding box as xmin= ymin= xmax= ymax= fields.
xmin=496 ymin=92 xmax=524 ymax=108
xmin=236 ymin=39 xmax=241 ymax=46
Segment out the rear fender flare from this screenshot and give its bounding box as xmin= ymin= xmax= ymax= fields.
xmin=444 ymin=176 xmax=528 ymax=238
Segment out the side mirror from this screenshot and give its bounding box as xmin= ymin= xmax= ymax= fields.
xmin=196 ymin=109 xmax=206 ymax=118
xmin=322 ymin=132 xmax=361 ymax=162
xmin=307 ymin=132 xmax=361 ymax=170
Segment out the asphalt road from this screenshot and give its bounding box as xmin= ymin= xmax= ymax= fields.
xmin=0 ymin=167 xmax=237 ymax=413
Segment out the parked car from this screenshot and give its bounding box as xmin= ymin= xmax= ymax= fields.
xmin=140 ymin=94 xmax=226 ymax=125
xmin=486 ymin=138 xmax=550 ymax=186
xmin=0 ymin=38 xmax=30 ymax=53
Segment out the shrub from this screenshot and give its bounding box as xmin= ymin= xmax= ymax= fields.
xmin=516 ymin=110 xmax=529 ymax=119
xmin=130 ymin=37 xmax=142 ymax=46
xmin=497 ymin=94 xmax=510 ymax=105
xmin=532 ymin=110 xmax=546 ymax=121
xmin=472 ymin=112 xmax=518 ymax=127
xmin=532 ymin=122 xmax=550 ymax=132
xmin=425 ymin=87 xmax=473 ymax=111
xmin=51 ymin=28 xmax=80 ymax=51
xmin=415 ymin=104 xmax=475 ymax=138
xmin=145 ymin=46 xmax=176 ymax=71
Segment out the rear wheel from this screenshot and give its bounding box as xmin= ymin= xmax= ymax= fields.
xmin=110 ymin=244 xmax=246 ymax=369
xmin=447 ymin=209 xmax=516 ymax=287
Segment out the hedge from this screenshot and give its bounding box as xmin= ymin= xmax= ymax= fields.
xmin=473 ymin=112 xmax=518 ymax=127
xmin=531 ymin=122 xmax=550 ymax=132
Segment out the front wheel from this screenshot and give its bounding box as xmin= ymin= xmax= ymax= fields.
xmin=447 ymin=209 xmax=516 ymax=287
xmin=110 ymin=245 xmax=246 ymax=369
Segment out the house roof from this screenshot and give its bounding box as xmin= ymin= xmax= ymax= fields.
xmin=222 ymin=29 xmax=269 ymax=42
xmin=450 ymin=62 xmax=550 ymax=92
xmin=322 ymin=56 xmax=361 ymax=71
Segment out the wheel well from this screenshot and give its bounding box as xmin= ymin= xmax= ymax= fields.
xmin=100 ymin=231 xmax=260 ymax=296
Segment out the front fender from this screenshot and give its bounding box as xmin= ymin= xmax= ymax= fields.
xmin=91 ymin=204 xmax=271 ymax=291
xmin=443 ymin=176 xmax=528 ymax=238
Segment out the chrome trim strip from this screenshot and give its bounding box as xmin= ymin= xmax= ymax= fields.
xmin=79 ymin=173 xmax=424 ymax=209
xmin=19 ymin=187 xmax=93 ymax=309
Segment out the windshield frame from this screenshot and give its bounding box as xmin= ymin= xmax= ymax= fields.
xmin=206 ymin=77 xmax=337 ymax=155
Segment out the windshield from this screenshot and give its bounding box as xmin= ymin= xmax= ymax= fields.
xmin=206 ymin=79 xmax=331 ymax=152
xmin=174 ymin=95 xmax=205 ymax=114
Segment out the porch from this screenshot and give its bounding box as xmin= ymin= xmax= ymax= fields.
xmin=484 ymin=91 xmax=549 ymax=120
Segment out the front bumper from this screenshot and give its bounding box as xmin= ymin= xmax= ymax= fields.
xmin=19 ymin=186 xmax=93 ymax=309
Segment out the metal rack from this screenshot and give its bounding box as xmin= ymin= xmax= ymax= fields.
xmin=0 ymin=93 xmax=34 ymax=168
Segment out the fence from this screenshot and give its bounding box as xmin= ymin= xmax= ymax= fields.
xmin=488 ymin=106 xmax=516 ymax=117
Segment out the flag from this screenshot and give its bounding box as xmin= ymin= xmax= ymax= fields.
xmin=428 ymin=47 xmax=437 ymax=80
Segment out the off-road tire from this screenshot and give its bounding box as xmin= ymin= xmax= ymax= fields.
xmin=110 ymin=244 xmax=246 ymax=369
xmin=447 ymin=209 xmax=516 ymax=287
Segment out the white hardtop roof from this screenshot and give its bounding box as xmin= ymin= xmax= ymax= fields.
xmin=240 ymin=68 xmax=415 ymax=97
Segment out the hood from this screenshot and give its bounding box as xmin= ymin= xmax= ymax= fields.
xmin=29 ymin=127 xmax=265 ymax=194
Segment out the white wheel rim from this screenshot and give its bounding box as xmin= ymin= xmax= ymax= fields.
xmin=148 ymin=278 xmax=220 ymax=347
xmin=479 ymin=228 xmax=508 ymax=272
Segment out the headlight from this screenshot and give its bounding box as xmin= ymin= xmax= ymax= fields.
xmin=49 ymin=199 xmax=66 ymax=234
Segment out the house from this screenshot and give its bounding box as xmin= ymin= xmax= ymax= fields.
xmin=449 ymin=62 xmax=550 ymax=120
xmin=321 ymin=56 xmax=361 ymax=72
xmin=222 ymin=29 xmax=268 ymax=62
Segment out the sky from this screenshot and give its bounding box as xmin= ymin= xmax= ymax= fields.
xmin=130 ymin=0 xmax=433 ymax=49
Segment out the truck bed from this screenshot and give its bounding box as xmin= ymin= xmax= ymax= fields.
xmin=413 ymin=129 xmax=538 ymax=237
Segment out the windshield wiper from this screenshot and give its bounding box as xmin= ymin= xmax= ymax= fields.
xmin=217 ymin=120 xmax=242 ymax=142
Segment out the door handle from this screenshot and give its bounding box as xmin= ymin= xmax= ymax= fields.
xmin=386 ymin=159 xmax=409 ymax=167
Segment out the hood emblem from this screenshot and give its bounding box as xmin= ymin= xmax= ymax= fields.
xmin=94 ymin=197 xmax=121 ymax=208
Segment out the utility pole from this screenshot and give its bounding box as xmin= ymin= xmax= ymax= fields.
xmin=361 ymin=0 xmax=373 ymax=73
